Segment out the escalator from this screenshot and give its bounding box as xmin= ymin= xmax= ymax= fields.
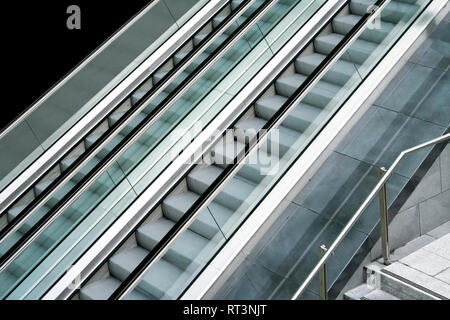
xmin=0 ymin=0 xmax=273 ymax=296
xmin=0 ymin=0 xmax=258 ymax=245
xmin=217 ymin=9 xmax=450 ymax=300
xmin=73 ymin=0 xmax=437 ymax=300
xmin=0 ymin=0 xmax=330 ymax=299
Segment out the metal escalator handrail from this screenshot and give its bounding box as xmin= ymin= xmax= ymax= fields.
xmin=108 ymin=0 xmax=391 ymax=300
xmin=0 ymin=0 xmax=278 ymax=272
xmin=291 ymin=133 xmax=450 ymax=300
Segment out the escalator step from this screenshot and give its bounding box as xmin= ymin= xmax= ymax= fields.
xmin=187 ymin=165 xmax=255 ymax=211
xmin=162 ymin=191 xmax=233 ymax=240
xmin=80 ymin=276 xmax=155 ymax=300
xmin=108 ymin=246 xmax=189 ymax=299
xmin=136 ymin=218 xmax=210 ymax=270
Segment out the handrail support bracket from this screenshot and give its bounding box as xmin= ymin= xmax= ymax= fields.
xmin=378 ymin=167 xmax=391 ymax=266
xmin=319 ymin=244 xmax=328 ymax=300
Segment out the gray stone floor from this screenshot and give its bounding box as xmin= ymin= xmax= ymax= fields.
xmin=384 ymin=232 xmax=450 ymax=299
xmin=214 ymin=13 xmax=449 ymax=300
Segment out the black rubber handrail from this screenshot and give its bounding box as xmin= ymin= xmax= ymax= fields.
xmin=108 ymin=0 xmax=388 ymax=300
xmin=0 ymin=0 xmax=274 ymax=271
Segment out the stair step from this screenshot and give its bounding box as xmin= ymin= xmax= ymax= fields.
xmin=275 ymin=73 xmax=340 ymax=108
xmin=364 ymin=289 xmax=400 ymax=300
xmin=131 ymin=90 xmax=148 ymax=105
xmin=153 ymin=71 xmax=190 ymax=93
xmin=381 ymin=263 xmax=447 ymax=300
xmin=195 ymin=32 xmax=248 ymax=60
xmin=7 ymin=205 xmax=47 ymax=235
xmin=7 ymin=204 xmax=29 ymax=223
xmin=183 ymin=52 xmax=209 ymax=73
xmin=108 ymin=246 xmax=187 ymax=299
xmin=0 ymin=231 xmax=23 ymax=256
xmin=80 ymin=277 xmax=155 ymax=300
xmin=7 ymin=202 xmax=78 ymax=247
xmin=255 ymin=95 xmax=322 ymax=132
xmin=144 ymin=90 xmax=169 ymax=114
xmin=65 ymin=155 xmax=100 ymax=184
xmin=85 ymin=132 xmax=142 ymax=170
xmin=44 ymin=180 xmax=77 ymax=208
xmin=296 ymin=53 xmax=361 ymax=86
xmin=351 ymin=0 xmax=418 ymax=24
xmin=136 ymin=218 xmax=210 ymax=270
xmin=212 ymin=15 xmax=240 ymax=35
xmin=84 ymin=133 xmax=105 ymax=150
xmin=162 ymin=191 xmax=233 ymax=240
xmin=344 ymin=284 xmax=400 ymax=300
xmin=234 ymin=117 xmax=304 ymax=156
xmin=193 ymin=32 xmax=214 ymax=47
xmin=34 ymin=180 xmax=54 ymax=197
xmin=173 ymin=49 xmax=190 ymax=66
xmin=108 ymin=110 xmax=148 ymax=136
xmin=212 ymin=140 xmax=276 ymax=183
xmin=344 ymin=284 xmax=374 ymax=300
xmin=231 ymin=0 xmax=246 ymax=11
xmin=60 ymin=156 xmax=78 ymax=172
xmin=35 ymin=214 xmax=79 ymax=248
xmin=187 ymin=165 xmax=255 ymax=211
xmin=314 ymin=33 xmax=377 ymax=65
xmin=333 ymin=14 xmax=394 ymax=44
xmin=7 ymin=241 xmax=47 ymax=278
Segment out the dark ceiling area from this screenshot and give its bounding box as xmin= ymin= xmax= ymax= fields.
xmin=1 ymin=0 xmax=149 ymax=130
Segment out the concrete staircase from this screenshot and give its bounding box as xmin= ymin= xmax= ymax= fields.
xmin=345 ymin=227 xmax=450 ymax=300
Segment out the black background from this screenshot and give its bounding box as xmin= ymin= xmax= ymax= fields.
xmin=1 ymin=1 xmax=149 ymax=131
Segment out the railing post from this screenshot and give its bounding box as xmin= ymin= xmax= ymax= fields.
xmin=319 ymin=245 xmax=328 ymax=300
xmin=378 ymin=167 xmax=391 ymax=265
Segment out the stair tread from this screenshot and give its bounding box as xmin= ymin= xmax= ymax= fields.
xmin=162 ymin=191 xmax=233 ymax=239
xmin=80 ymin=277 xmax=154 ymax=300
xmin=34 ymin=180 xmax=55 ymax=196
xmin=187 ymin=165 xmax=256 ymax=210
xmin=235 ymin=117 xmax=303 ymax=140
xmin=108 ymin=246 xmax=187 ymax=299
xmin=60 ymin=156 xmax=78 ymax=172
xmin=333 ymin=14 xmax=365 ymax=27
xmin=351 ymin=0 xmax=417 ymax=22
xmin=7 ymin=204 xmax=29 ymax=222
xmin=333 ymin=14 xmax=395 ymax=43
xmin=276 ymin=73 xmax=340 ymax=103
xmin=344 ymin=283 xmax=374 ymax=300
xmin=136 ymin=218 xmax=210 ymax=270
xmin=213 ymin=139 xmax=283 ymax=182
xmin=297 ymin=53 xmax=360 ymax=77
xmin=231 ymin=0 xmax=245 ymax=10
xmin=255 ymin=95 xmax=322 ymax=132
xmin=173 ymin=50 xmax=190 ymax=65
xmin=131 ymin=90 xmax=148 ymax=105
xmin=315 ymin=32 xmax=378 ymax=54
xmin=364 ymin=289 xmax=400 ymax=300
